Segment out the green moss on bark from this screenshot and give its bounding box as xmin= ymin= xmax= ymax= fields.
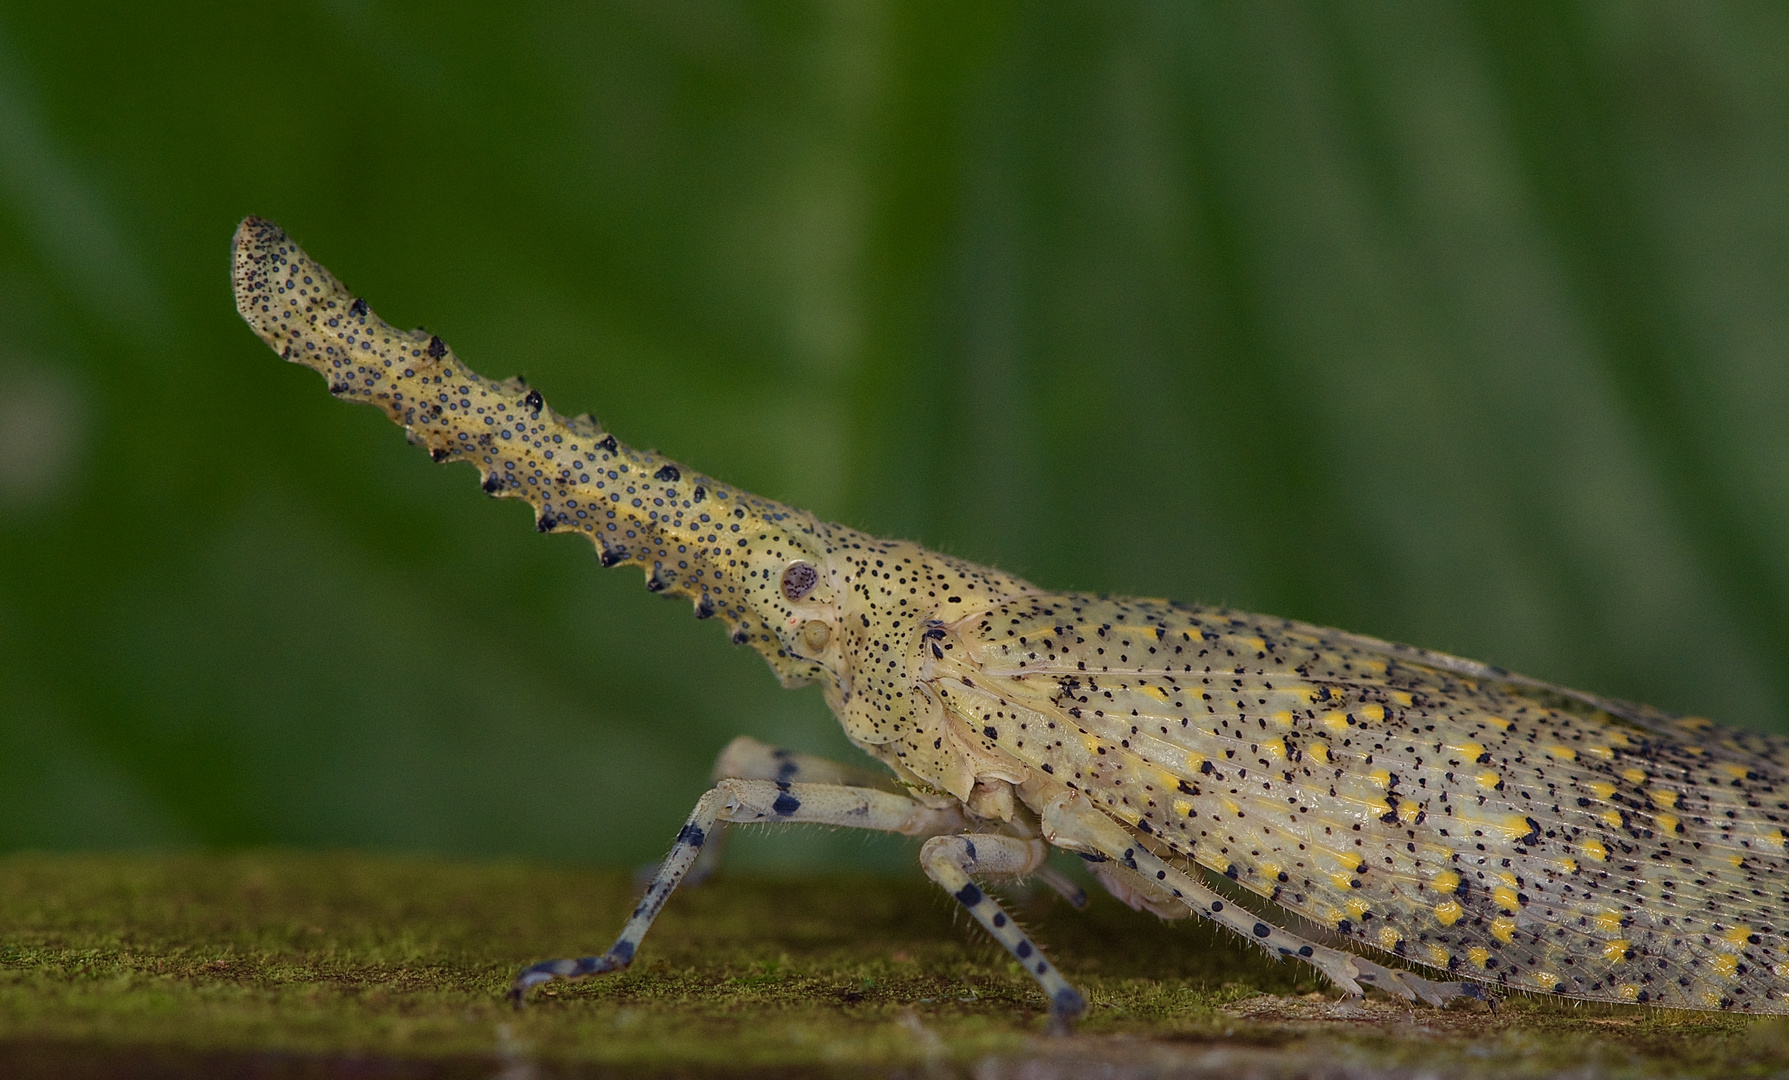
xmin=0 ymin=852 xmax=1784 ymax=1077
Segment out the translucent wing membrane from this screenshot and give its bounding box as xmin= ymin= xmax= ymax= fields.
xmin=943 ymin=594 xmax=1789 ymax=1011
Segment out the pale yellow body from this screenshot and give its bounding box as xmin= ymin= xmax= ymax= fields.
xmin=233 ymin=218 xmax=1789 ymax=1027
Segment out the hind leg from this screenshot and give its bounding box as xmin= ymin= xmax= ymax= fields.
xmin=1037 ymin=787 xmax=1478 ymax=1007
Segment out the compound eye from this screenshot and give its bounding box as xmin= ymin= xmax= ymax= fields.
xmin=781 ymin=561 xmax=819 ymax=601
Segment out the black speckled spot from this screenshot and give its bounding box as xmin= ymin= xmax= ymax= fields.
xmin=655 ymin=464 xmax=680 ymax=482
xmin=427 ymin=335 xmax=446 ymax=358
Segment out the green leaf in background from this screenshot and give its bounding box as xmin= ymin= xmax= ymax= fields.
xmin=1 ymin=2 xmax=1786 ymax=871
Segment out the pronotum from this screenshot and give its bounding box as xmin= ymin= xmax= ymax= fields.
xmin=233 ymin=217 xmax=1789 ymax=1032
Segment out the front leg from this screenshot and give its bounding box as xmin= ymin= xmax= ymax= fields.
xmin=510 ymin=780 xmax=965 ymax=1005
xmin=656 ymin=736 xmax=900 ymax=889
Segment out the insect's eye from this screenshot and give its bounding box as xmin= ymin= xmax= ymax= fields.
xmin=781 ymin=561 xmax=819 ymax=601
xmin=800 ymin=620 xmax=832 ymax=653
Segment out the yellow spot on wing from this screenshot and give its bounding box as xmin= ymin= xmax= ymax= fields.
xmin=1654 ymin=813 xmax=1679 ymax=834
xmin=1712 ymin=954 xmax=1739 ymax=978
xmin=1492 ymin=887 xmax=1520 ymax=913
xmin=1433 ymin=900 xmax=1462 ymax=926
xmin=1359 ymin=704 xmax=1385 ymax=722
xmin=1322 ymin=712 xmax=1349 ymax=733
xmin=1724 ymin=926 xmax=1754 ymax=947
xmin=1588 ymin=781 xmax=1616 ymax=800
xmin=1378 ymin=926 xmax=1401 ymax=950
xmin=1583 ymin=839 xmax=1608 ymax=861
xmin=1430 ymin=870 xmax=1460 ymax=894
xmin=1368 ymin=769 xmax=1391 ymax=788
xmin=1721 ymin=762 xmax=1750 ymax=779
xmin=1346 ymin=898 xmax=1371 ymax=919
xmin=1621 ymin=767 xmax=1646 ymax=783
xmin=1534 ymin=972 xmax=1560 ymax=991
xmin=1595 ymin=910 xmax=1623 ymax=934
xmin=1427 ymin=944 xmax=1450 ymax=966
xmin=1649 ymin=788 xmax=1678 ymax=809
xmin=1391 ymin=691 xmax=1413 ymax=707
xmin=1546 ymin=745 xmax=1576 ymax=761
xmin=1485 ymin=716 xmax=1511 ymax=731
xmin=1452 ymin=741 xmax=1485 ymax=759
xmin=1268 ymin=710 xmax=1292 ymax=728
xmin=1308 ymin=743 xmax=1330 ymax=764
xmin=1491 ymin=916 xmax=1516 ymax=943
xmin=1260 ymin=738 xmax=1285 ymax=759
xmin=1185 ymin=751 xmax=1207 ymax=772
xmin=1171 ymin=799 xmax=1193 ymax=818
xmin=1468 ymin=947 xmax=1491 ymax=969
xmin=1586 ymin=745 xmax=1614 ymax=760
xmin=1142 ymin=685 xmax=1170 ymax=703
xmin=1603 ymin=940 xmax=1631 ymax=963
xmin=1600 ymin=809 xmax=1624 ymax=829
xmin=1476 ymin=771 xmax=1502 ymax=790
xmin=1617 ymin=984 xmax=1639 ymax=1002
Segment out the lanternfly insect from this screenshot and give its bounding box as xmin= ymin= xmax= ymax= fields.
xmin=234 ymin=217 xmax=1789 ymax=1032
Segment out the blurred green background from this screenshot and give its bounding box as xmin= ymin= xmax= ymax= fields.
xmin=1 ymin=2 xmax=1786 ymax=872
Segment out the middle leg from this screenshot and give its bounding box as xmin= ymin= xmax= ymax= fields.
xmin=919 ymin=833 xmax=1088 ymax=1033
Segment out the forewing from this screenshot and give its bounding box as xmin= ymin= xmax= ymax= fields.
xmin=942 ymin=593 xmax=1789 ymax=1012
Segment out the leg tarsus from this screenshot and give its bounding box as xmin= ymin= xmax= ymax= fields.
xmin=1049 ymin=986 xmax=1087 ymax=1036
